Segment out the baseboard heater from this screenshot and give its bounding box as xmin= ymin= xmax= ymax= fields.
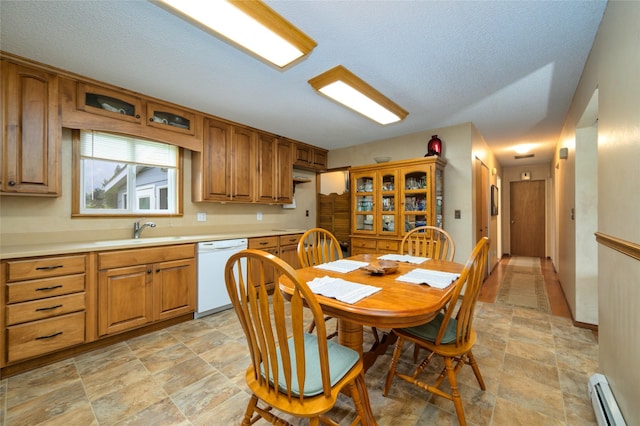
xmin=588 ymin=373 xmax=627 ymax=426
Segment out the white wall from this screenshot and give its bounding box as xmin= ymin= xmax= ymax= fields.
xmin=555 ymin=2 xmax=640 ymax=422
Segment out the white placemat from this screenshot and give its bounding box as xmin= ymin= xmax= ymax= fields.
xmin=307 ymin=276 xmax=381 ymax=304
xmin=313 ymin=259 xmax=369 ymax=273
xmin=396 ymin=268 xmax=460 ymax=289
xmin=378 ymin=254 xmax=430 ymax=264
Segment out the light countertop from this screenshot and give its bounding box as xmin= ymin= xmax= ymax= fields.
xmin=0 ymin=229 xmax=307 ymax=259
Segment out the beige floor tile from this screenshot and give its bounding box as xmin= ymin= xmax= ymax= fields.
xmin=138 ymin=343 xmax=197 ymax=374
xmin=116 ymin=397 xmax=190 ymax=425
xmin=74 ymin=342 xmax=137 ymax=377
xmin=170 ymin=371 xmax=244 ymax=420
xmin=506 ymin=338 xmax=557 ymax=366
xmin=126 ymin=329 xmax=181 ymax=358
xmin=82 ymin=359 xmax=151 ymax=401
xmin=90 ymin=376 xmax=168 ymax=424
xmin=563 ymin=392 xmax=598 ymax=425
xmin=497 ymin=371 xmax=565 ymax=420
xmin=502 ymin=353 xmax=560 ymax=389
xmin=152 ymin=355 xmax=216 ymax=395
xmin=492 ymin=396 xmax=566 ymax=426
xmin=5 ymin=381 xmax=89 ymax=425
xmin=6 ymin=359 xmax=79 ymax=408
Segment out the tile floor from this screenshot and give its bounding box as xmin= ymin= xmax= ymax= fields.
xmin=0 ymin=259 xmax=599 ymax=425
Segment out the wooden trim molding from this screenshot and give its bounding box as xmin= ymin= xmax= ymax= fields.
xmin=595 ymin=232 xmax=640 ymax=261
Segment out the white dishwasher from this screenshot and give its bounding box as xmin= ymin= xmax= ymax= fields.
xmin=195 ymin=238 xmax=248 ymax=318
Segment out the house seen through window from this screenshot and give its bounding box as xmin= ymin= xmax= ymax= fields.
xmin=77 ymin=130 xmax=178 ymax=215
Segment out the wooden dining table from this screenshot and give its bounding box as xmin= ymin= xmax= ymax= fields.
xmin=279 ymin=253 xmax=464 ymax=371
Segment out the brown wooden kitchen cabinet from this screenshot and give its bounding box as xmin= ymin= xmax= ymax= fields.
xmin=293 ymin=141 xmax=328 ymax=171
xmin=97 ymin=244 xmax=196 ymax=336
xmin=1 ymin=254 xmax=88 ymax=366
xmin=59 ymin=77 xmax=203 ymax=152
xmin=349 ymin=157 xmax=446 ymax=254
xmin=248 ymin=233 xmax=302 ymax=292
xmin=255 ymin=134 xmax=293 ymax=204
xmin=1 ymin=60 xmax=61 ymax=196
xmin=192 ymin=117 xmax=255 ymax=203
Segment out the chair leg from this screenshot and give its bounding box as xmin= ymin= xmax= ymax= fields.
xmin=242 ymin=395 xmax=259 ymax=425
xmin=467 ymin=350 xmax=486 ymax=390
xmin=307 ymin=319 xmax=317 ymax=334
xmin=383 ymin=336 xmax=405 ymax=396
xmin=444 ymin=357 xmax=466 ymax=426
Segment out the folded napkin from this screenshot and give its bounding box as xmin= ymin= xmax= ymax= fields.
xmin=396 ymin=268 xmax=460 ymax=289
xmin=313 ymin=259 xmax=369 ymax=273
xmin=378 ymin=253 xmax=430 ymax=264
xmin=307 ymin=276 xmax=381 ymax=304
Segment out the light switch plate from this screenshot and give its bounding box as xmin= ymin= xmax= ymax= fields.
xmin=196 ymin=212 xmax=206 ymax=222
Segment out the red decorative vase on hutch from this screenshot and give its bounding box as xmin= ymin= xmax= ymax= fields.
xmin=426 ymin=134 xmax=442 ymax=157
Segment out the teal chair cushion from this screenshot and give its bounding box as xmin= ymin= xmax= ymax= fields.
xmin=402 ymin=312 xmax=458 ymax=344
xmin=266 ymin=333 xmax=360 ymax=397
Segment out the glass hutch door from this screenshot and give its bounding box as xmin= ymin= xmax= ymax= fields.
xmin=353 ymin=173 xmax=375 ymax=233
xmin=402 ymin=169 xmax=429 ymax=232
xmin=379 ymin=170 xmax=397 ymax=235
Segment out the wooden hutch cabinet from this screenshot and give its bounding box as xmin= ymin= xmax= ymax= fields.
xmin=350 ymin=157 xmax=446 ymax=255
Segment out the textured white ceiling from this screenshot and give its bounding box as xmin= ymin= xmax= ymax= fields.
xmin=0 ymin=0 xmax=606 ymax=167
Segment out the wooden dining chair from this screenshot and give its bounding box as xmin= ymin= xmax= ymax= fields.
xmin=383 ymin=237 xmax=490 ymax=426
xmin=297 ymin=228 xmax=343 ymax=338
xmin=225 ymin=249 xmax=371 ymax=425
xmin=401 ymin=225 xmax=455 ymax=261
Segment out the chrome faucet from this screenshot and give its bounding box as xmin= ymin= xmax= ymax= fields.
xmin=133 ymin=219 xmax=156 ymax=239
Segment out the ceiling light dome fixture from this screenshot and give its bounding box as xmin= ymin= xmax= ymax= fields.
xmin=514 ymin=144 xmax=534 ymax=154
xmin=155 ymin=0 xmax=317 ymax=69
xmin=308 ymin=65 xmax=409 ymax=125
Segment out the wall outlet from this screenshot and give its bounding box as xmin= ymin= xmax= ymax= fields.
xmin=196 ymin=212 xmax=206 ymax=222
xmin=454 ymin=210 xmax=461 ymax=219
xmin=257 ymin=210 xmax=263 ymax=221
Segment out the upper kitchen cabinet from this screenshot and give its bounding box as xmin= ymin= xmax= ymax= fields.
xmin=1 ymin=60 xmax=61 ymax=196
xmin=192 ymin=117 xmax=255 ymax=203
xmin=293 ymin=141 xmax=328 ymax=171
xmin=60 ymin=77 xmax=203 ymax=152
xmin=255 ymin=134 xmax=293 ymax=204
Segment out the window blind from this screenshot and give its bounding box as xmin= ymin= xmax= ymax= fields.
xmin=80 ymin=130 xmax=177 ymax=167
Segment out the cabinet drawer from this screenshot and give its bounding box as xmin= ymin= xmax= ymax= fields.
xmin=279 ymin=234 xmax=302 ymax=247
xmin=98 ymin=244 xmax=196 ymax=269
xmin=6 ymin=274 xmax=85 ymax=303
xmin=249 ymin=236 xmax=278 ymax=250
xmin=378 ymin=240 xmax=400 ymax=252
xmin=7 ymin=312 xmax=85 ymax=363
xmin=351 ymin=239 xmax=377 ymax=250
xmin=6 ymin=255 xmax=86 ymax=281
xmin=6 ymin=293 xmax=86 ymax=326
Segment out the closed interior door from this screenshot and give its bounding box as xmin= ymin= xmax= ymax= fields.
xmin=510 ymin=180 xmax=545 ymax=257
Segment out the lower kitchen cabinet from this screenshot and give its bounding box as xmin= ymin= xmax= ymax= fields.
xmin=97 ymin=244 xmax=196 ymax=336
xmin=248 ymin=233 xmax=302 ymax=292
xmin=1 ymin=254 xmax=89 ymax=366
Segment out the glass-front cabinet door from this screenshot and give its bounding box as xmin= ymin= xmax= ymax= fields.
xmin=402 ymin=168 xmax=429 ymax=233
xmin=435 ymin=167 xmax=444 ymax=228
xmin=353 ymin=172 xmax=375 ymax=233
xmin=379 ymin=170 xmax=397 ymax=235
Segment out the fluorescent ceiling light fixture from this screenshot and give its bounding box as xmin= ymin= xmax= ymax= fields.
xmin=155 ymin=0 xmax=316 ymax=68
xmin=514 ymin=144 xmax=534 ymax=154
xmin=308 ymin=65 xmax=409 ymax=125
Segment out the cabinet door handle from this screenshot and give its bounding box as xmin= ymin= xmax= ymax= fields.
xmin=259 ymin=241 xmax=268 ymax=245
xmin=36 ymin=284 xmax=63 ymax=291
xmin=36 ymin=265 xmax=63 ymax=271
xmin=36 ymin=304 xmax=63 ymax=312
xmin=147 ymin=269 xmax=152 ymax=274
xmin=8 ymin=180 xmax=16 ymax=186
xmin=135 ymin=114 xmax=140 ymax=119
xmin=36 ymin=331 xmax=63 ymax=340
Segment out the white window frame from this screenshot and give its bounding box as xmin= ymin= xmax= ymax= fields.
xmin=75 ymin=130 xmax=180 ymax=216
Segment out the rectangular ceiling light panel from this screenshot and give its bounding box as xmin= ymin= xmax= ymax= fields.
xmin=156 ymin=0 xmax=316 ymax=68
xmin=309 ymin=66 xmax=408 ymax=125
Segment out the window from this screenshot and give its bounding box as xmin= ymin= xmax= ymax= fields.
xmin=74 ymin=130 xmax=180 ymax=215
